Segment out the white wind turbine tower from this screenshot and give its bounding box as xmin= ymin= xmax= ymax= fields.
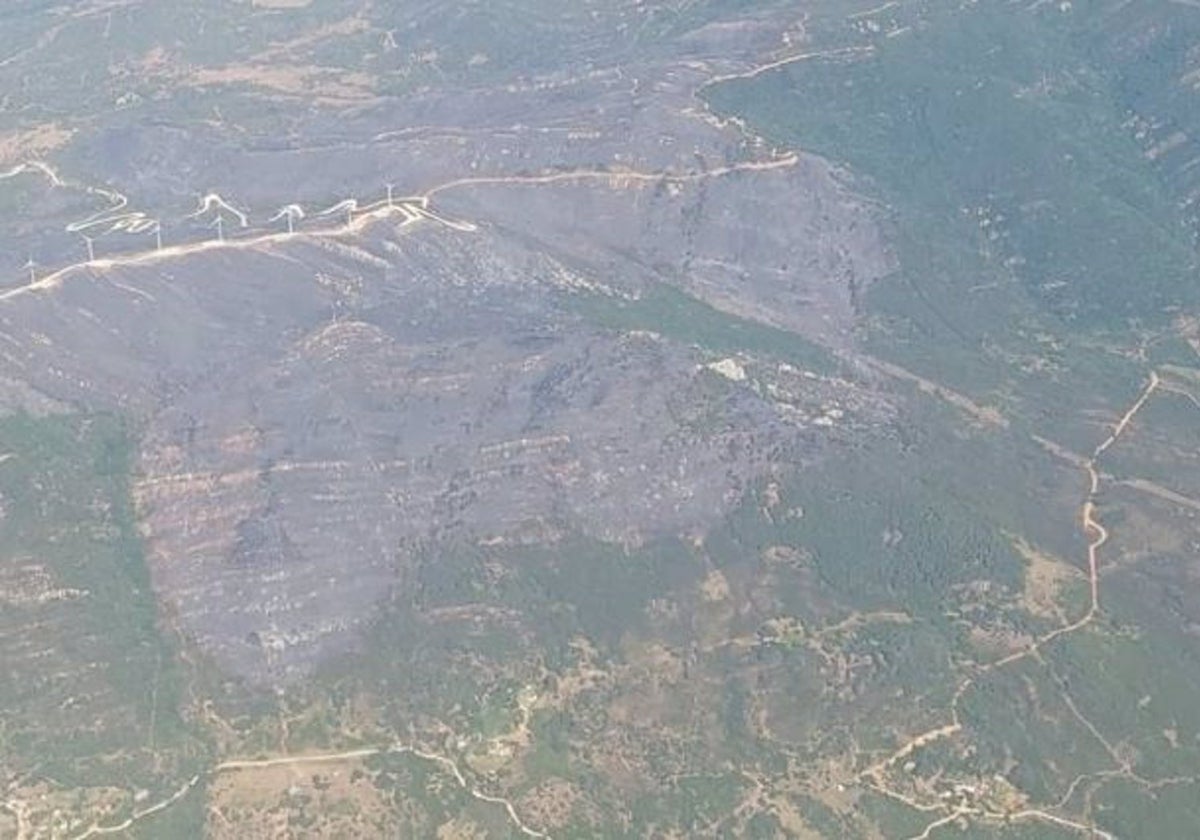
xmin=81 ymin=234 xmax=95 ymax=261
xmin=269 ymin=204 xmax=305 ymax=234
xmin=22 ymin=255 xmax=35 ymax=285
xmin=318 ymin=198 xmax=358 ymax=227
xmin=188 ymin=193 xmax=250 ymax=228
xmin=187 ymin=193 xmax=249 ymax=245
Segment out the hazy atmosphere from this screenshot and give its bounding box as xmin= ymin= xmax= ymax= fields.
xmin=2 ymin=1 xmax=1200 ymax=837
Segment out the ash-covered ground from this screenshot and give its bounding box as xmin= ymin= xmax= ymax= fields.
xmin=0 ymin=0 xmax=894 ymax=681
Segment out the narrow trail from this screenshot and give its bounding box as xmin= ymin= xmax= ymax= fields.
xmin=1114 ymin=477 xmax=1200 ymax=514
xmin=213 ymin=743 xmax=548 ymax=838
xmin=702 ymin=45 xmax=875 ymax=87
xmin=0 ymin=35 xmax=832 ymax=839
xmin=424 ymin=153 xmax=798 ymax=197
xmin=0 ymin=153 xmax=798 ymax=305
xmin=67 ymin=740 xmax=547 ymax=839
xmin=0 ymin=17 xmax=854 ymax=305
xmin=8 ymin=30 xmax=1186 ymax=838
xmin=865 ymin=373 xmax=1162 ymax=840
xmin=859 ymin=355 xmax=1008 ymax=427
xmin=213 ymin=746 xmax=382 ymax=771
xmin=0 ymin=195 xmax=468 ymax=303
xmin=70 ymin=775 xmax=201 ymax=840
xmin=1 ymin=799 xmax=27 ymax=840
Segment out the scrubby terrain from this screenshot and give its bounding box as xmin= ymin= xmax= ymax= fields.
xmin=2 ymin=1 xmax=1200 ymax=837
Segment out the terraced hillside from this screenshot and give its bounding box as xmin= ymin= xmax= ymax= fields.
xmin=2 ymin=1 xmax=1200 ymax=837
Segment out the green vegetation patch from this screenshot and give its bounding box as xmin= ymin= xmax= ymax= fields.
xmin=0 ymin=411 xmax=204 ymax=791
xmin=706 ymin=2 xmax=1198 ymax=329
xmin=576 ymin=283 xmax=837 ymax=375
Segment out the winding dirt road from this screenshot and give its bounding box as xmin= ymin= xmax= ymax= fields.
xmin=866 ymin=372 xmax=1163 ymax=840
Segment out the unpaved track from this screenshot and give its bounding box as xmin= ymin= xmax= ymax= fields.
xmin=70 ymin=775 xmax=201 ymax=840
xmin=868 ymin=373 xmax=1162 ymax=840
xmin=1 ymin=37 xmax=833 ymax=839
xmin=0 ymin=152 xmax=797 ymax=304
xmin=213 ymin=743 xmax=548 ymax=838
xmin=69 ymin=741 xmax=549 ymax=840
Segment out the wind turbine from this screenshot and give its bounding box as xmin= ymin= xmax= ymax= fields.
xmin=152 ymin=221 xmax=163 ymax=251
xmin=318 ymin=198 xmax=358 ymax=227
xmin=211 ymin=216 xmax=225 ymax=243
xmin=81 ymin=234 xmax=95 ymax=261
xmin=386 ymin=184 xmax=394 ymax=208
xmin=269 ymin=204 xmax=305 ymax=234
xmin=188 ymin=193 xmax=249 ymax=228
xmin=22 ymin=256 xmax=35 ymax=285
